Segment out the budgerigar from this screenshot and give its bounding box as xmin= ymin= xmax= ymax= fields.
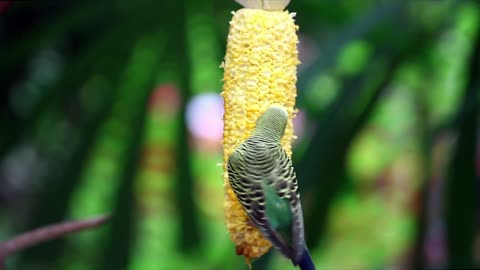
xmin=227 ymin=105 xmax=315 ymax=270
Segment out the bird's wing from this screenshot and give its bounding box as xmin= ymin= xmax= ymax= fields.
xmin=227 ymin=140 xmax=293 ymax=258
xmin=269 ymin=145 xmax=305 ymax=264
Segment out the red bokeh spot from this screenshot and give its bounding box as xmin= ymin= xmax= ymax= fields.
xmin=149 ymin=84 xmax=180 ymax=114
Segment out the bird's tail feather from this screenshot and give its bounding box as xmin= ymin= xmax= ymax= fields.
xmin=297 ymin=248 xmax=315 ymax=270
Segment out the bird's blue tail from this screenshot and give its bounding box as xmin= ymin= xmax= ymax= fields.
xmin=296 ymin=248 xmax=315 ymax=270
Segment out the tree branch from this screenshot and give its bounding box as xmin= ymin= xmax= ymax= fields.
xmin=0 ymin=215 xmax=110 ymax=269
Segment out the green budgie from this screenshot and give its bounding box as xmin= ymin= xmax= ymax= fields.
xmin=227 ymin=105 xmax=315 ymax=270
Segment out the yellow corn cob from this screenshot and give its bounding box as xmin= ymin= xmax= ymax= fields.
xmin=221 ymin=2 xmax=300 ymax=262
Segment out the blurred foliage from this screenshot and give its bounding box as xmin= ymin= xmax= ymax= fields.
xmin=0 ymin=0 xmax=479 ymax=269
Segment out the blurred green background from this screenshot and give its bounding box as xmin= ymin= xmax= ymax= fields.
xmin=0 ymin=0 xmax=479 ymax=269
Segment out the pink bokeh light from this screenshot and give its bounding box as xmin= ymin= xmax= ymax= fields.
xmin=186 ymin=93 xmax=224 ymax=143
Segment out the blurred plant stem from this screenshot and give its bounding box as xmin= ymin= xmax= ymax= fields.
xmin=167 ymin=0 xmax=201 ymax=252
xmin=0 ymin=215 xmax=109 ymax=270
xmin=299 ymin=52 xmax=397 ymax=246
xmin=411 ymin=95 xmax=434 ymax=269
xmin=445 ymin=21 xmax=480 ymax=269
xmin=97 ymin=92 xmax=151 ymax=270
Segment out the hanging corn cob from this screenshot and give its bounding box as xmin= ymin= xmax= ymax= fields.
xmin=221 ymin=0 xmax=300 ymax=263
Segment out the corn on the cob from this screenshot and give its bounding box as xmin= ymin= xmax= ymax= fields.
xmin=221 ymin=0 xmax=300 ymax=262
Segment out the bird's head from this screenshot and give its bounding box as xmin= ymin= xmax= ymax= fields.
xmin=254 ymin=105 xmax=289 ymax=140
